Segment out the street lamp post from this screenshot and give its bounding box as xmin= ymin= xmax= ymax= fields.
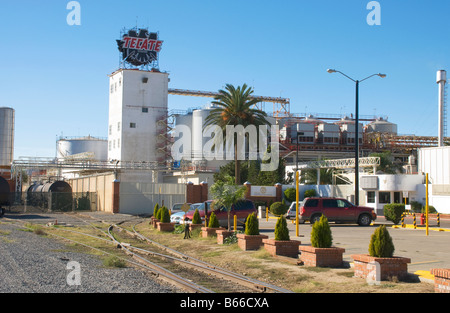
xmin=327 ymin=69 xmax=386 ymax=205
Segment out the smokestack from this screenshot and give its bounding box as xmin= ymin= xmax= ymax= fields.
xmin=437 ymin=70 xmax=447 ymax=147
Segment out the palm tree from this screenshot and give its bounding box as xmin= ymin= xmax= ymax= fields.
xmin=204 ymin=84 xmax=270 ymax=184
xmin=209 ymin=175 xmax=246 ymax=231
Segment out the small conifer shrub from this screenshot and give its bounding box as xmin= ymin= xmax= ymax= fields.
xmin=245 ymin=213 xmax=259 ymax=236
xmin=192 ymin=208 xmax=202 ymax=225
xmin=368 ymin=225 xmax=395 ymax=258
xmin=208 ymin=212 xmax=220 ymax=228
xmin=160 ymin=206 xmax=170 ymax=223
xmin=274 ymin=216 xmax=290 ymax=241
xmin=310 ymin=215 xmax=333 ymax=248
xmin=153 ymin=203 xmax=160 ymax=218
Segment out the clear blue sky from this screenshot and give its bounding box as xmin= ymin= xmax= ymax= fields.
xmin=0 ymin=0 xmax=449 ymax=158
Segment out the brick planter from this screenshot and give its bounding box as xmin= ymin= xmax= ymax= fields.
xmin=299 ymin=246 xmax=345 ymax=268
xmin=216 ymin=230 xmax=234 ymax=245
xmin=237 ymin=234 xmax=268 ymax=251
xmin=201 ymin=227 xmax=226 ymax=238
xmin=151 ymin=218 xmax=160 ymax=228
xmin=189 ymin=223 xmax=203 ymax=232
xmin=157 ymin=222 xmax=175 ymax=232
xmin=351 ymin=254 xmax=411 ymax=281
xmin=262 ymin=238 xmax=301 ymax=258
xmin=431 ymin=268 xmax=450 ymax=293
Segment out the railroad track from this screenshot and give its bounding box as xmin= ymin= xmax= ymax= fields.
xmin=114 ymin=221 xmax=293 ymax=293
xmin=4 ymin=214 xmax=292 ymax=293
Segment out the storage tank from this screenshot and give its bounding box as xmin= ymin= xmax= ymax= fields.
xmin=192 ymin=108 xmax=213 ymax=161
xmin=0 ymin=107 xmax=15 ymax=167
xmin=365 ymin=117 xmax=397 ymax=135
xmin=27 ymin=181 xmax=73 ymax=211
xmin=57 ymin=136 xmax=108 ymax=161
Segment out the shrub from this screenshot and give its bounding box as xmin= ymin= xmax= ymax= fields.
xmin=103 ymin=255 xmax=126 ymax=268
xmin=153 ymin=203 xmax=160 ymax=218
xmin=208 ymin=212 xmax=220 ymax=228
xmin=284 ymin=188 xmax=297 ymax=202
xmin=160 ymin=206 xmax=170 ymax=223
xmin=311 ymin=215 xmax=333 ymax=248
xmin=383 ymin=203 xmax=405 ymax=225
xmin=245 ymin=213 xmax=259 ymax=236
xmin=368 ymin=225 xmax=395 ymax=258
xmin=304 ymin=189 xmax=316 ymax=198
xmin=410 ymin=201 xmax=422 ymax=213
xmin=270 ymin=202 xmax=288 ymax=216
xmin=274 ymin=216 xmax=290 ymax=241
xmin=192 ymin=208 xmax=202 ymax=225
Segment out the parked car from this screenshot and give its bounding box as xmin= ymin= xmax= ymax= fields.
xmin=286 ymin=201 xmax=304 ymax=222
xmin=170 ymin=203 xmax=192 ymax=214
xmin=170 ymin=203 xmax=201 ymax=224
xmin=184 ymin=200 xmax=256 ymax=228
xmin=299 ymin=197 xmax=377 ymax=226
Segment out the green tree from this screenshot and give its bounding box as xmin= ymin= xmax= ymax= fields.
xmin=208 ymin=212 xmax=220 ymax=228
xmin=274 ymin=216 xmax=290 ymax=241
xmin=245 ymin=212 xmax=259 ymax=236
xmin=311 ymin=215 xmax=333 ymax=248
xmin=209 ymin=175 xmax=246 ymax=230
xmin=284 ymin=188 xmax=296 ymax=202
xmin=192 ymin=208 xmax=202 ymax=225
xmin=369 ymin=151 xmax=403 ymax=174
xmin=368 ymin=225 xmax=395 ymax=258
xmin=204 ymin=84 xmax=270 ymax=184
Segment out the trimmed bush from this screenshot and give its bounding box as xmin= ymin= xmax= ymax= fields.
xmin=274 ymin=216 xmax=290 ymax=241
xmin=192 ymin=208 xmax=202 ymax=225
xmin=311 ymin=215 xmax=333 ymax=248
xmin=368 ymin=225 xmax=395 ymax=258
xmin=160 ymin=206 xmax=170 ymax=223
xmin=245 ymin=213 xmax=259 ymax=236
xmin=304 ymin=189 xmax=316 ymax=198
xmin=208 ymin=212 xmax=220 ymax=228
xmin=270 ymin=202 xmax=288 ymax=216
xmin=383 ymin=203 xmax=405 ymax=225
xmin=153 ymin=203 xmax=160 ymax=218
xmin=284 ymin=188 xmax=297 ymax=202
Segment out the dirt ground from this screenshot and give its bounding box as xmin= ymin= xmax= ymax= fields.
xmin=133 ymin=222 xmax=435 ymax=293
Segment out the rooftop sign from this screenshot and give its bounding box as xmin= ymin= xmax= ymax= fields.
xmin=117 ymin=28 xmax=163 ymax=67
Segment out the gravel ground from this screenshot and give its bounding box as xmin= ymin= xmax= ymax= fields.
xmin=0 ymin=221 xmax=178 ymax=293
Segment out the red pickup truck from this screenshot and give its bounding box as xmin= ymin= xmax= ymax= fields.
xmin=299 ymin=197 xmax=377 ymax=226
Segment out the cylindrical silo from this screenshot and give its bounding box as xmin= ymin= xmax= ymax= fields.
xmin=192 ymin=109 xmax=212 ymax=161
xmin=57 ymin=136 xmax=108 ymax=161
xmin=0 ymin=107 xmax=15 ymax=167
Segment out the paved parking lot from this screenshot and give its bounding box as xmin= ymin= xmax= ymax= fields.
xmin=259 ymin=217 xmax=450 ymax=275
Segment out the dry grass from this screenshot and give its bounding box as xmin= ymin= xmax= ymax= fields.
xmin=134 ymin=220 xmax=435 ymax=293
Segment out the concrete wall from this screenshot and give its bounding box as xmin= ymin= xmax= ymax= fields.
xmin=69 ymin=172 xmax=115 ymax=213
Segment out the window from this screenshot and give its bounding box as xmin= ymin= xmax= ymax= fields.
xmin=130 ymin=123 xmax=136 ymax=128
xmin=394 ymin=192 xmax=401 ymax=203
xmin=108 ymin=141 xmax=111 ymax=151
xmin=367 ymin=191 xmax=376 ymax=203
xmin=233 ymin=200 xmax=253 ymax=211
xmin=109 ymin=125 xmax=112 ymax=135
xmin=117 ymin=139 xmax=120 ymax=148
xmin=323 ymin=199 xmax=337 ymax=207
xmin=117 ymin=122 xmax=121 ymax=131
xmin=379 ymin=192 xmax=391 ymax=204
xmin=142 ymin=107 xmax=148 ymax=113
xmin=304 ymin=199 xmax=319 ymax=207
xmin=337 ymin=199 xmax=351 ymax=208
xmin=110 ymin=84 xmax=114 ymax=93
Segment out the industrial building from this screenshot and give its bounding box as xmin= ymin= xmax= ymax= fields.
xmin=0 ymin=27 xmax=449 ymax=215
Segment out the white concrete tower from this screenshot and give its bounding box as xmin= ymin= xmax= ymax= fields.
xmin=437 ymin=70 xmax=447 ymax=147
xmin=107 ymin=68 xmax=169 ymax=163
